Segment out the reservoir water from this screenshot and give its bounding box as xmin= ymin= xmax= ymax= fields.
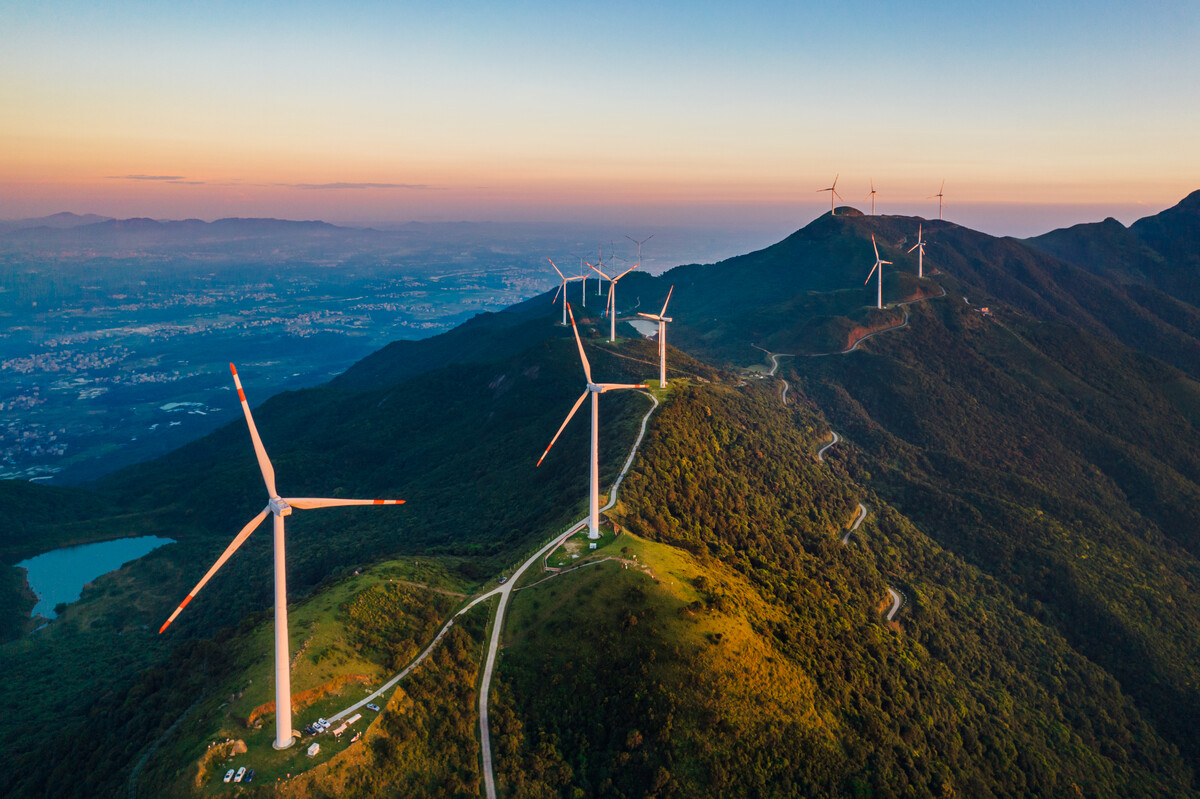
xmin=17 ymin=536 xmax=175 ymax=619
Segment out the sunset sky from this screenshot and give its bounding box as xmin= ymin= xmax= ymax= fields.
xmin=2 ymin=0 xmax=1197 ymax=235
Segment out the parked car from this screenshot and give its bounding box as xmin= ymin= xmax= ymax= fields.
xmin=234 ymin=767 xmax=246 ymax=783
xmin=223 ymin=769 xmax=235 ymax=783
xmin=245 ymin=769 xmax=255 ymax=783
xmin=366 ymin=703 xmax=380 ymax=712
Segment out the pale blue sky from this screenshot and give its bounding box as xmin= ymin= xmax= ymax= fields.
xmin=1 ymin=0 xmax=1197 ymax=233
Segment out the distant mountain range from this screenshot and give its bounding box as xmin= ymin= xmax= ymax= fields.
xmin=3 ymin=192 xmax=1200 ymax=796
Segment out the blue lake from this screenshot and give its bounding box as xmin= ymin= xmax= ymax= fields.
xmin=17 ymin=536 xmax=175 ymax=619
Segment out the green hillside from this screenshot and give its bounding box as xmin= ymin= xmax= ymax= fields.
xmin=4 ymin=195 xmax=1200 ymax=796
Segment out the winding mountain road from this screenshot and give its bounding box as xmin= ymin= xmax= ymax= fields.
xmin=322 ymin=390 xmax=661 ymax=799
xmin=842 ymin=502 xmax=866 ymax=545
xmin=806 ymin=283 xmax=949 ymax=357
xmin=817 ymin=431 xmax=840 ymax=463
xmin=478 ymin=390 xmax=660 ymax=799
xmin=751 ymin=345 xmax=791 ymax=404
xmin=810 ymin=433 xmax=903 ymax=622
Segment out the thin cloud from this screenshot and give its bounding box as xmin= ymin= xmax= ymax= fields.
xmin=282 ymin=182 xmax=433 ymax=190
xmin=108 ymin=174 xmax=188 ymax=181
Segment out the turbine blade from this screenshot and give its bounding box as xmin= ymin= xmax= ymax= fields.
xmin=882 ymin=259 xmax=893 ymax=265
xmin=159 ymin=506 xmax=270 ymax=633
xmin=553 ymin=283 xmax=563 ymax=304
xmin=865 ymin=263 xmax=878 ymax=284
xmin=285 ymin=497 xmax=405 ymax=509
xmin=615 ymin=264 xmax=638 ymax=282
xmin=660 ymin=285 xmax=674 ymax=316
xmin=597 ymin=383 xmax=649 ymax=391
xmin=872 ymin=234 xmax=881 ymax=260
xmin=587 ymin=262 xmax=611 ymax=281
xmin=908 ymin=243 xmax=920 ymax=253
xmin=230 ymin=364 xmax=277 ymax=497
xmin=637 ymin=312 xmax=661 ymax=320
xmin=548 ymin=258 xmax=565 ymax=280
xmin=537 ymin=390 xmax=589 ymax=466
xmin=567 ymin=303 xmax=592 ymax=382
xmin=606 ymin=283 xmax=615 ymax=316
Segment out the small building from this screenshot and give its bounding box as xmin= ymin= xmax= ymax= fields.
xmin=307 ymin=743 xmax=320 ymax=758
xmin=589 ymin=542 xmax=597 ymax=550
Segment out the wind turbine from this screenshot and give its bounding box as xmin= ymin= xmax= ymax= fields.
xmin=908 ymin=224 xmax=927 ymax=278
xmin=637 ymin=286 xmax=674 ymax=387
xmin=578 ymin=257 xmax=588 ymax=307
xmin=864 ymin=235 xmax=892 ymax=310
xmin=928 ymin=180 xmax=945 ymax=220
xmin=548 ymin=258 xmax=584 ymax=325
xmin=818 ymin=173 xmax=843 ymax=215
xmin=587 ymin=260 xmax=638 ymax=343
xmin=865 ymin=179 xmax=878 ymax=215
xmin=159 ymin=364 xmax=405 ymax=750
xmin=538 ymin=304 xmax=646 ymax=539
xmin=626 ymin=234 xmax=654 ymax=272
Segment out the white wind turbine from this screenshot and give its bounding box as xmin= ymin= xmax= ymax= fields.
xmin=626 ymin=233 xmax=654 ymax=272
xmin=588 ymin=260 xmax=638 ymax=343
xmin=865 ymin=179 xmax=878 ymax=215
xmin=864 ymin=235 xmax=892 ymax=310
xmin=929 ymin=180 xmax=945 ymax=220
xmin=908 ymin=224 xmax=927 ymax=278
xmin=159 ymin=364 xmax=405 ymax=750
xmin=538 ymin=304 xmax=646 ymax=539
xmin=818 ymin=173 xmax=843 ymax=215
xmin=548 ymin=258 xmax=585 ymax=325
xmin=637 ymin=286 xmax=674 ymax=387
xmin=578 ymin=257 xmax=588 ymax=307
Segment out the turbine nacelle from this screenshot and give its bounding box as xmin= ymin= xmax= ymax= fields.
xmin=269 ymin=497 xmax=292 ymax=516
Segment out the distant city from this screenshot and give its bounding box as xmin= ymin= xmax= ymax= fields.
xmin=0 ymin=215 xmax=774 ymax=483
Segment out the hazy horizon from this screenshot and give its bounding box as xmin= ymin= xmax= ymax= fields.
xmin=0 ymin=197 xmax=1185 ymax=241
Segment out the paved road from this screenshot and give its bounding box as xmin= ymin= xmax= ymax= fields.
xmin=837 ymin=503 xmax=901 ymax=618
xmin=479 ymin=390 xmax=660 ymax=799
xmin=842 ymin=501 xmax=867 ymax=545
xmin=751 ymin=345 xmax=792 ymax=404
xmin=816 ymin=431 xmax=840 ymax=462
xmin=805 ymin=284 xmax=949 ymax=357
xmin=886 ymin=588 xmax=903 ymax=621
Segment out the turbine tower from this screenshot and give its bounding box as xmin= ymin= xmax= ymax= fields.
xmin=865 ymin=179 xmax=878 ymax=215
xmin=548 ymin=258 xmax=584 ymax=325
xmin=578 ymin=257 xmax=588 ymax=307
xmin=864 ymin=235 xmax=892 ymax=310
xmin=587 ymin=260 xmax=638 ymax=343
xmin=159 ymin=364 xmax=405 ymax=750
xmin=928 ymin=180 xmax=945 ymax=220
xmin=908 ymin=224 xmax=927 ymax=278
xmin=637 ymin=285 xmax=674 ymax=386
xmin=818 ymin=173 xmax=843 ymax=215
xmin=538 ymin=304 xmax=646 ymax=538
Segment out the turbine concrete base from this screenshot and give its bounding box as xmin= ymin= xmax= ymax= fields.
xmin=272 ymin=735 xmax=297 ymax=751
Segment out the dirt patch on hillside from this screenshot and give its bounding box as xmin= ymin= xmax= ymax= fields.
xmin=247 ymin=674 xmax=373 ymax=726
